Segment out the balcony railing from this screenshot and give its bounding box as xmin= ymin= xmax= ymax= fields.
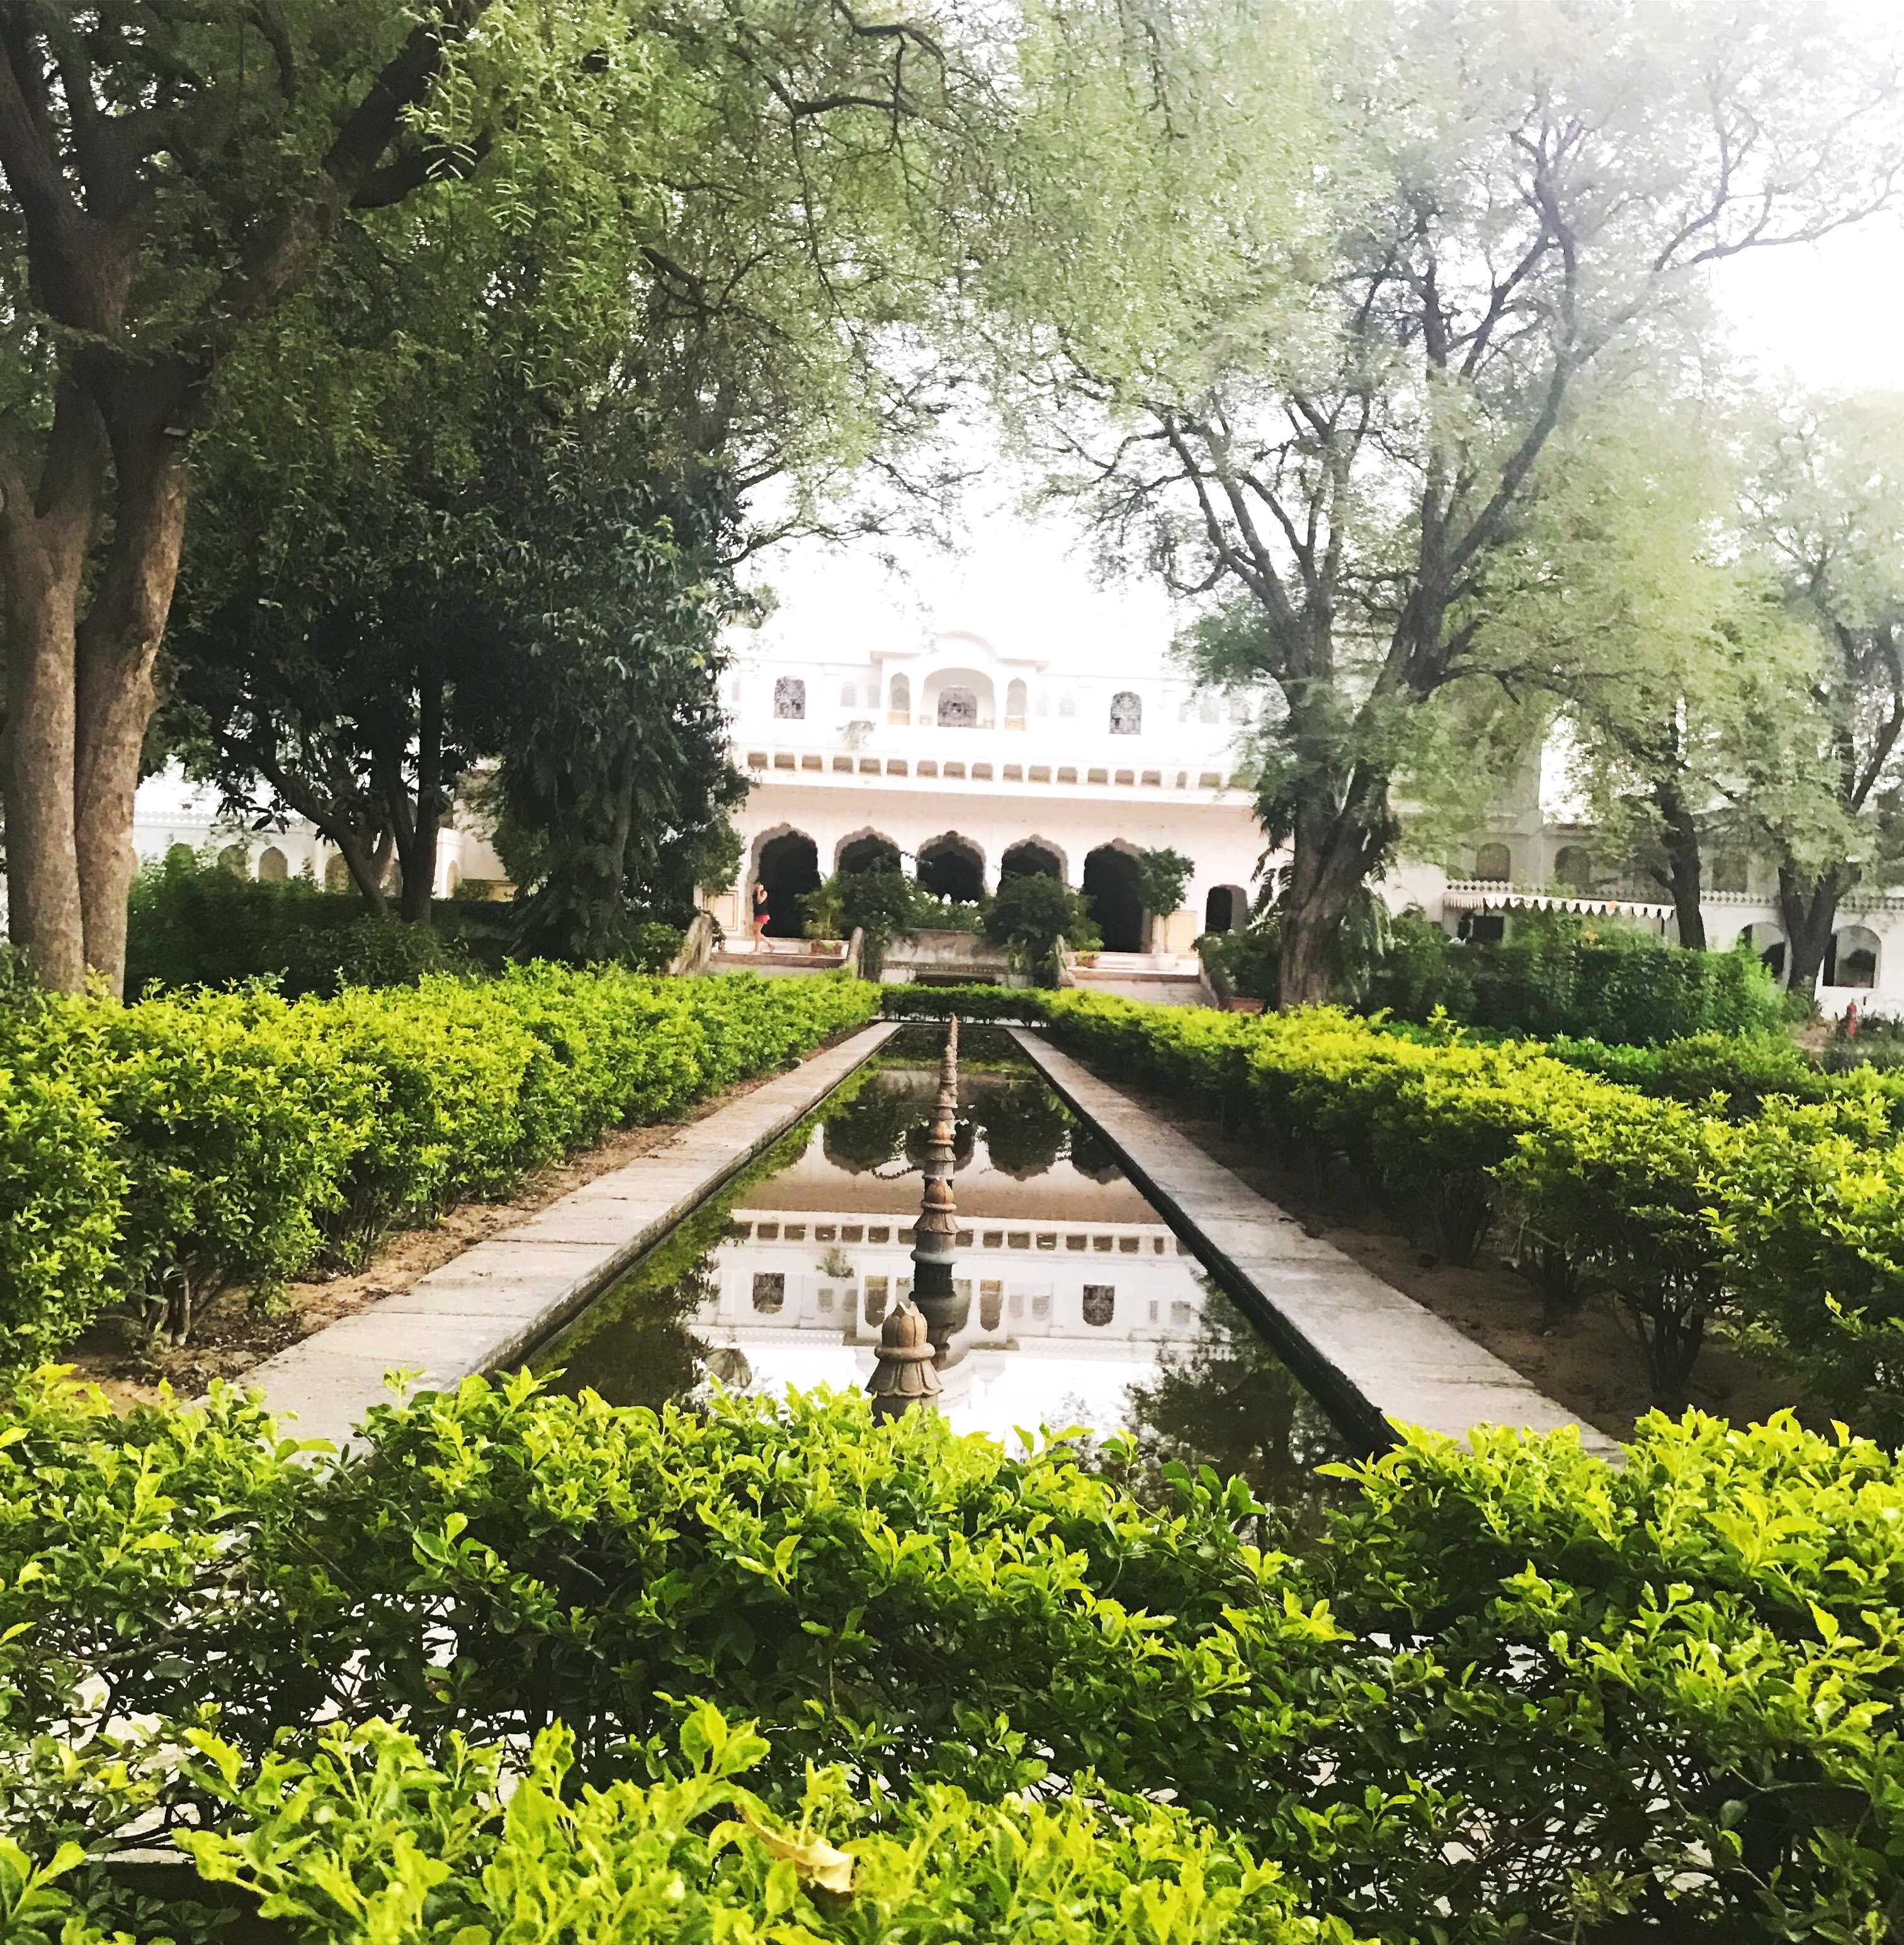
xmin=735 ymin=720 xmax=1254 ymax=797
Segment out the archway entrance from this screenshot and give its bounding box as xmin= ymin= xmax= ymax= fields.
xmin=755 ymin=831 xmax=819 ymax=938
xmin=917 ymin=835 xmax=983 ymax=904
xmin=1000 ymin=839 xmax=1062 ymax=882
xmin=1828 ymin=925 xmax=1879 ymax=989
xmin=1737 ymin=921 xmax=1788 ymax=985
xmin=838 ymin=832 xmax=901 ymax=875
xmin=1203 ymin=885 xmax=1246 ymax=934
xmin=1084 ymin=845 xmax=1144 ymax=951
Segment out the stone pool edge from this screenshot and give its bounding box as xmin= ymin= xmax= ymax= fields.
xmin=234 ymin=1021 xmax=901 ymax=1451
xmin=1011 ymin=1029 xmax=1624 ymax=1463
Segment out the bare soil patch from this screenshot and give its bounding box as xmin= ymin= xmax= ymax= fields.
xmin=71 ymin=1066 xmax=790 ymax=1413
xmin=1109 ymin=1074 xmax=1803 ymax=1446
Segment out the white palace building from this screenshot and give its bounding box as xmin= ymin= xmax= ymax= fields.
xmin=128 ymin=620 xmax=1904 ymax=1016
xmin=706 ymin=627 xmax=1284 ymax=953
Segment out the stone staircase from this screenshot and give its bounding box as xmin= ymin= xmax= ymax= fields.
xmin=706 ymin=937 xmax=853 ymax=978
xmin=1065 ymin=950 xmax=1210 ymax=1007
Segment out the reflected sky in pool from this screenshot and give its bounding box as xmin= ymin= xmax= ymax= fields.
xmin=536 ymin=1038 xmax=1349 ymax=1489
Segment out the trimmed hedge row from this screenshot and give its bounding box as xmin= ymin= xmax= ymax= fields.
xmin=928 ymin=985 xmax=1904 ymax=1427
xmin=0 ymin=968 xmax=878 ymax=1365
xmin=7 ymin=1376 xmax=1904 ymax=1944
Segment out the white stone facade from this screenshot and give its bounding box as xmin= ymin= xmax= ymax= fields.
xmin=131 ymin=770 xmax=507 ymax=900
xmin=719 ymin=628 xmax=1271 ymax=950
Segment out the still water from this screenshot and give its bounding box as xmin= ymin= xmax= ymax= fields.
xmin=536 ymin=1031 xmax=1349 ymax=1494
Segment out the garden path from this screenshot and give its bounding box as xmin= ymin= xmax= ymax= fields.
xmin=238 ymin=1022 xmax=898 ymax=1451
xmin=1013 ymin=1029 xmax=1623 ymax=1459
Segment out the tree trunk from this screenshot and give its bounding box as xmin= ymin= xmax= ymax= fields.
xmin=1779 ymin=868 xmax=1844 ymax=997
xmin=0 ymin=377 xmax=115 ymax=990
xmin=1276 ymin=762 xmax=1396 ymax=1009
xmin=1652 ymin=778 xmax=1706 ymax=950
xmin=2 ymin=550 xmax=87 ymax=990
xmin=74 ymin=409 xmax=191 ymax=997
xmin=396 ymin=657 xmax=445 ymax=926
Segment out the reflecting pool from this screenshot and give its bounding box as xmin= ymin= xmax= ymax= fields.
xmin=536 ymin=1034 xmax=1351 ymax=1492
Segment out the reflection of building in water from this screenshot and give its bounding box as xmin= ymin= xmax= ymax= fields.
xmin=687 ymin=1105 xmax=1213 ymax=1439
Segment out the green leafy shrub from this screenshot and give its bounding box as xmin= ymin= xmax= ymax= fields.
xmin=159 ymin=1710 xmax=1346 ymax=1945
xmin=879 ymin=983 xmax=1055 ymax=1023
xmin=9 ymin=1376 xmax=1904 ymax=1943
xmin=1359 ymin=909 xmax=1475 ymax=1019
xmin=1199 ymin=918 xmax=1282 ymax=1004
xmin=1026 ymin=990 xmax=1904 ymax=1412
xmin=983 ymin=873 xmax=1099 ymax=980
xmin=0 ymin=1002 xmax=125 ymax=1367
xmin=125 ymin=851 xmax=463 ymax=997
xmin=1373 ymin=911 xmax=1784 ymax=1045
xmin=0 ymin=971 xmax=880 ymax=1363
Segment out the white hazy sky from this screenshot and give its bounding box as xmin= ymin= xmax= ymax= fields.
xmin=747 ymin=31 xmax=1904 ymax=680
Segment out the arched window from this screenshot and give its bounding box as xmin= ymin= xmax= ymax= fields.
xmin=1473 ymin=842 xmax=1512 ymax=883
xmin=1001 ymin=839 xmax=1063 ymax=881
xmin=1082 ymin=1285 xmax=1115 ymax=1327
xmin=258 ymin=846 xmax=288 ymax=883
xmin=751 ymin=1273 xmax=785 ymax=1314
xmin=164 ymin=842 xmax=194 ymax=870
xmin=324 ymin=855 xmax=352 ymax=893
xmin=1738 ymin=922 xmax=1788 ymax=984
xmin=937 ymin=684 xmax=979 ymax=729
xmin=1228 ymin=693 xmax=1250 ymax=724
xmin=1203 ymin=885 xmax=1247 ymax=933
xmin=889 ymin=672 xmax=910 ymax=722
xmin=773 ymin=677 xmax=805 ymax=721
xmin=217 ymin=844 xmax=249 ymax=877
xmin=1709 ymin=850 xmax=1748 ymax=894
xmin=1109 ymin=691 xmax=1142 ymax=735
xmin=1828 ymin=925 xmax=1880 ymax=989
xmin=1058 ymin=693 xmax=1076 ymax=719
xmin=839 ymin=681 xmax=857 ymax=708
xmin=1005 ymin=678 xmax=1028 ymax=725
xmin=1552 ymin=846 xmax=1596 ymax=893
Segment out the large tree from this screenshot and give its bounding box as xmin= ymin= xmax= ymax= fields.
xmin=0 ymin=1 xmax=990 ymax=993
xmin=1736 ymin=392 xmax=1904 ymax=994
xmin=1482 ymin=395 xmax=1813 ymax=948
xmin=990 ymin=0 xmax=1903 ymax=1003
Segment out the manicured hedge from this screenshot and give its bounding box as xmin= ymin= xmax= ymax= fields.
xmin=6 ymin=1375 xmax=1904 ymax=1944
xmin=878 ymin=981 xmax=1053 ymax=1021
xmin=0 ymin=968 xmax=878 ymax=1362
xmin=1364 ymin=914 xmax=1786 ymax=1044
xmin=1020 ymin=990 xmax=1904 ymax=1428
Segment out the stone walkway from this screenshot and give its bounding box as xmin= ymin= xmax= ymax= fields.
xmin=241 ymin=1022 xmax=898 ymax=1451
xmin=1013 ymin=1031 xmax=1623 ymax=1459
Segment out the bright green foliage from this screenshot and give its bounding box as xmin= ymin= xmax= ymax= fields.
xmin=103 ymin=1711 xmax=1347 ymax=1945
xmin=0 ymin=1006 xmax=125 ymax=1371
xmin=0 ymin=972 xmax=878 ymax=1362
xmin=879 ymin=984 xmax=1057 ymax=1023
xmin=8 ymin=1377 xmax=1904 ymax=1941
xmin=901 ymin=987 xmax=1904 ymax=1420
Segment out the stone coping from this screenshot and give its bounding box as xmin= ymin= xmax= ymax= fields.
xmin=1011 ymin=1030 xmax=1623 ymax=1461
xmin=235 ymin=1022 xmax=898 ymax=1451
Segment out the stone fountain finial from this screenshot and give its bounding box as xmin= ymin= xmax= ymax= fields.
xmin=866 ymin=1018 xmax=963 ymax=1415
xmin=866 ymin=1296 xmax=941 ymax=1419
xmin=911 ymin=1016 xmax=960 ymax=1303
